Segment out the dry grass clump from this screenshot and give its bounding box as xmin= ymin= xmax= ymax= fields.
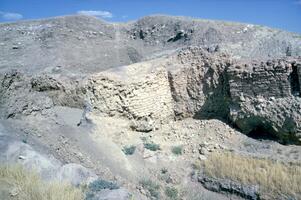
xmin=203 ymin=152 xmax=301 ymax=197
xmin=0 ymin=165 xmax=84 ymax=200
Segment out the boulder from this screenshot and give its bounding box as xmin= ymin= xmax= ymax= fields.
xmin=56 ymin=163 xmax=97 ymax=186
xmin=130 ymin=117 xmax=154 ymax=132
xmin=198 ymin=175 xmax=260 ymax=200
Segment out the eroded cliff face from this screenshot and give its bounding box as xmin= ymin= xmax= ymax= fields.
xmin=166 ymin=48 xmax=301 ymax=142
xmin=167 ymin=47 xmax=231 ymax=120
xmin=227 ymin=59 xmax=301 ymax=142
xmin=1 ymin=47 xmax=301 ymax=143
xmin=167 ymin=49 xmax=301 ymax=143
xmin=0 ymin=71 xmax=85 ymax=118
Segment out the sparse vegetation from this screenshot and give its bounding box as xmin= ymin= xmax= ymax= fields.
xmin=141 ymin=137 xmax=161 ymax=151
xmin=165 ymin=186 xmax=179 ymax=200
xmin=203 ymin=152 xmax=301 ymax=198
xmin=0 ymin=164 xmax=84 ymax=200
xmin=122 ymin=145 xmax=136 ymax=155
xmin=161 ymin=168 xmax=168 ymax=174
xmin=171 ymin=146 xmax=183 ymax=155
xmin=85 ymin=179 xmax=119 ymax=200
xmin=88 ymin=179 xmax=119 ymax=191
xmin=140 ymin=179 xmax=160 ymax=199
xmin=144 ymin=142 xmax=160 ymax=151
xmin=159 ymin=168 xmax=172 ymax=184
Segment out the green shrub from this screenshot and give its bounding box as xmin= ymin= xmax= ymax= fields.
xmin=144 ymin=142 xmax=160 ymax=151
xmin=85 ymin=192 xmax=95 ymax=200
xmin=122 ymin=145 xmax=136 ymax=155
xmin=88 ymin=179 xmax=119 ymax=191
xmin=140 ymin=179 xmax=160 ymax=199
xmin=171 ymin=146 xmax=182 ymax=155
xmin=165 ymin=186 xmax=179 ymax=199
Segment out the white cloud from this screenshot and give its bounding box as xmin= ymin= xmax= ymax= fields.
xmin=0 ymin=11 xmax=23 ymax=20
xmin=77 ymin=10 xmax=113 ymax=18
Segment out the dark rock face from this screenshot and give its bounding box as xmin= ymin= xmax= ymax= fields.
xmin=198 ymin=176 xmax=260 ymax=200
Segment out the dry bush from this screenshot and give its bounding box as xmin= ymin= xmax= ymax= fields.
xmin=140 ymin=179 xmax=160 ymax=199
xmin=203 ymin=152 xmax=301 ymax=197
xmin=0 ymin=165 xmax=84 ymax=200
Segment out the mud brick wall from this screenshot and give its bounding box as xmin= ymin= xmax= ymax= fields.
xmin=227 ymin=60 xmax=294 ymax=101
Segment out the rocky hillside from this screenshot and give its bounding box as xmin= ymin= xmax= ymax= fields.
xmin=0 ymin=15 xmax=301 ymax=200
xmin=1 ymin=15 xmax=301 ymax=74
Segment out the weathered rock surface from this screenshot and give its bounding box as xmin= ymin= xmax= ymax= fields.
xmin=167 ymin=47 xmax=230 ymax=119
xmin=227 ymin=58 xmax=301 ymax=141
xmin=198 ymin=176 xmax=260 ymax=200
xmin=166 ymin=48 xmax=301 ymax=141
xmin=0 ymin=71 xmax=85 ymax=118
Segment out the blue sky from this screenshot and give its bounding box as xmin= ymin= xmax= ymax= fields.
xmin=0 ymin=0 xmax=301 ymax=33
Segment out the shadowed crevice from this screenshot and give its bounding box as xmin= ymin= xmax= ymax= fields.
xmin=289 ymin=64 xmax=300 ymax=96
